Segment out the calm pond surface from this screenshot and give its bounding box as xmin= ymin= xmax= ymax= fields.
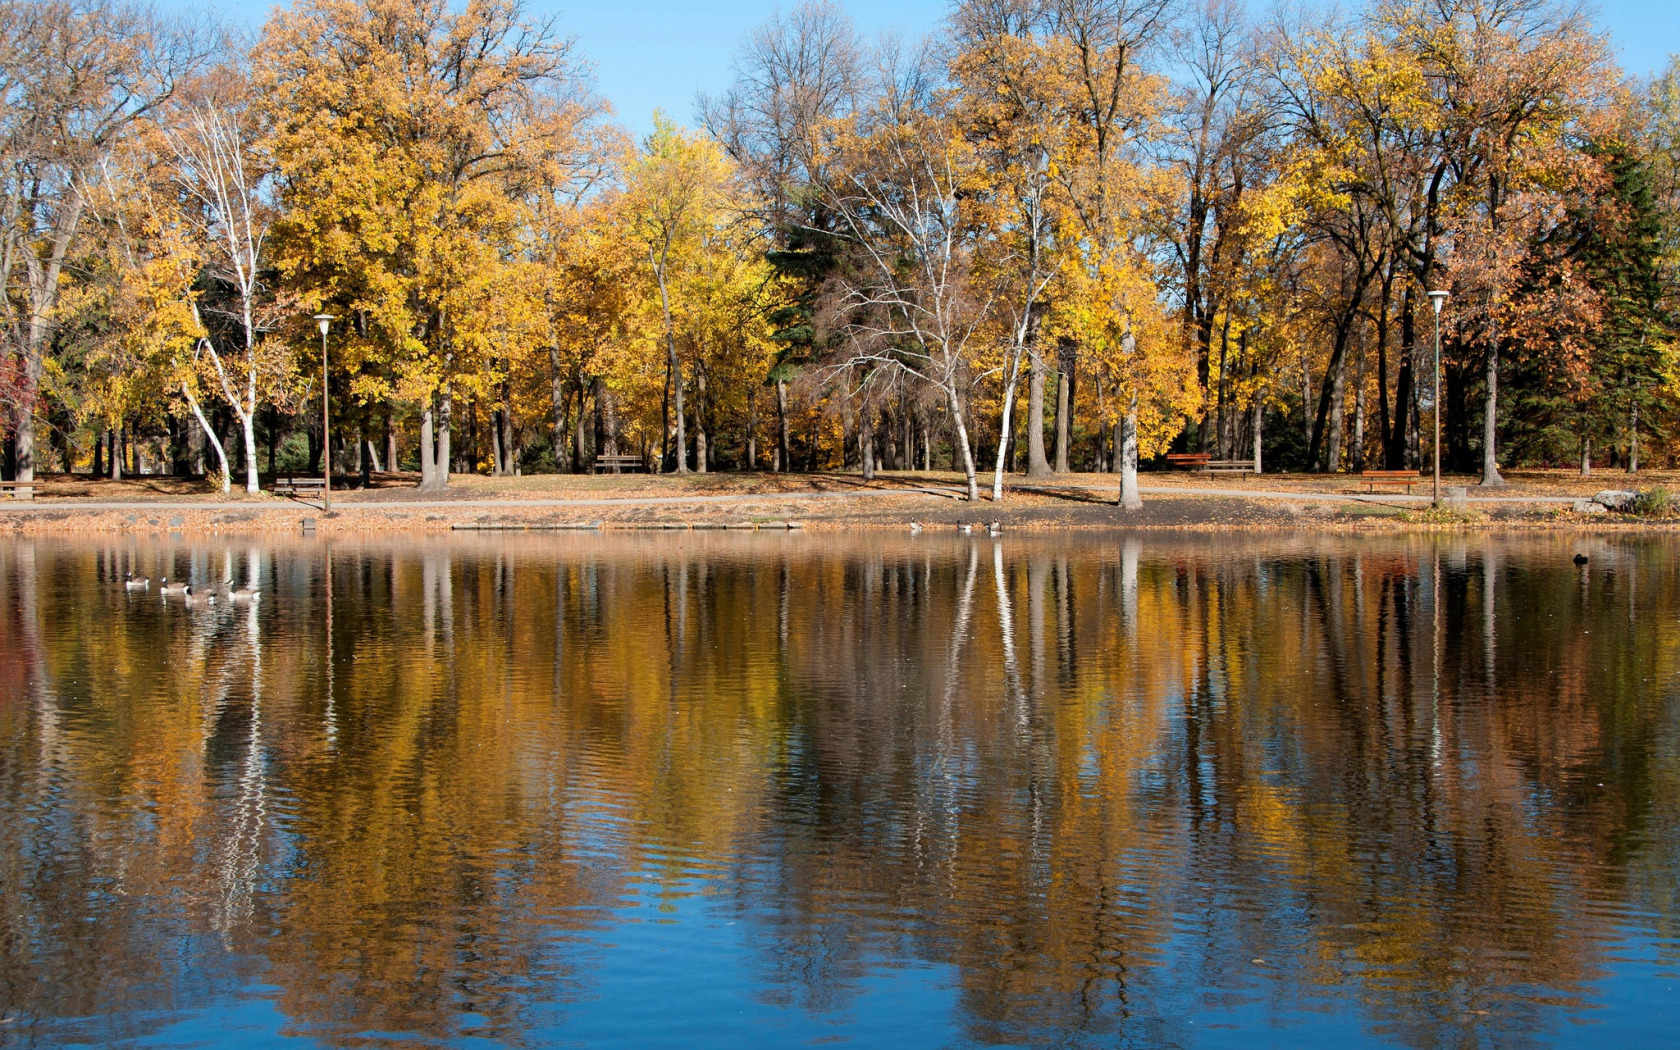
xmin=1 ymin=531 xmax=1677 ymax=1048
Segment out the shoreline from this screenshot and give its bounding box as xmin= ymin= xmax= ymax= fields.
xmin=0 ymin=469 xmax=1669 ymax=534
xmin=0 ymin=497 xmax=1664 ymax=535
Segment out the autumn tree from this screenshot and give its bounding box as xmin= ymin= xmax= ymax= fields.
xmin=256 ymin=0 xmax=598 ymax=490
xmin=621 ymin=115 xmax=736 ymax=473
xmin=0 ymin=0 xmax=204 ymax=483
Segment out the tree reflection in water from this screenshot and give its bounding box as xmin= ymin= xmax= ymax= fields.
xmin=0 ymin=532 xmax=1676 ymax=1047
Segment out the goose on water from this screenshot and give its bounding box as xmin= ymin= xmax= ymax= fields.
xmin=124 ymin=573 xmax=149 ymax=589
xmin=182 ymin=586 xmax=215 ymax=606
xmin=959 ymin=523 xmax=974 ymax=534
xmin=159 ymin=579 xmax=189 ymax=595
xmin=987 ymin=521 xmax=1002 ymax=536
xmin=227 ymin=583 xmax=261 ymax=601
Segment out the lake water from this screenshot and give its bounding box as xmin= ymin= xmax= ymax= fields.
xmin=1 ymin=532 xmax=1676 ymax=1048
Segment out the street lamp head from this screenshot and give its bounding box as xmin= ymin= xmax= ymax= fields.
xmin=313 ymin=313 xmax=335 ymax=337
xmin=1426 ymin=290 xmax=1449 ymax=316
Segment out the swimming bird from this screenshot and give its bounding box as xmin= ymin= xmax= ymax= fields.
xmin=1574 ymin=553 xmax=1589 ymax=566
xmin=987 ymin=521 xmax=1002 ymax=536
xmin=182 ymin=586 xmax=215 ymax=607
xmin=227 ymin=583 xmax=261 ymax=601
xmin=159 ymin=578 xmax=188 ymax=595
xmin=959 ymin=523 xmax=974 ymax=534
xmin=909 ymin=522 xmax=923 ymax=534
xmin=124 ymin=573 xmax=149 ymax=590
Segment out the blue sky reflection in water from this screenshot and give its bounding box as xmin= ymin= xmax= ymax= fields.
xmin=0 ymin=532 xmax=1677 ymax=1047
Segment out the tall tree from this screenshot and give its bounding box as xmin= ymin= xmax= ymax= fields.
xmin=257 ymin=0 xmax=594 ymax=490
xmin=0 ymin=0 xmax=202 ymax=484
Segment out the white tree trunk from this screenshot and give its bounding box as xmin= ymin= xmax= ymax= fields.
xmin=240 ymin=407 xmax=259 ymax=493
xmin=947 ymin=386 xmax=980 ymax=501
xmin=1119 ymin=398 xmax=1141 ymax=510
xmin=184 ymin=387 xmax=232 ymax=493
xmin=991 ymin=368 xmax=1022 ymax=501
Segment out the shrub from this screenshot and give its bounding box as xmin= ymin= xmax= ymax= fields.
xmin=1398 ymin=504 xmax=1488 ymax=525
xmin=1633 ymin=486 xmax=1673 ymax=516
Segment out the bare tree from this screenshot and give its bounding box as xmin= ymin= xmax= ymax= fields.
xmin=815 ymin=39 xmax=991 ymax=500
xmin=167 ymin=89 xmax=295 ymax=493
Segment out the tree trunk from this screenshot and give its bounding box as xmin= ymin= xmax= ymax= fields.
xmin=596 ymin=378 xmax=619 ymax=459
xmin=417 ymin=393 xmax=452 ymax=490
xmin=549 ymin=345 xmax=568 ymax=471
xmin=747 ymin=386 xmax=758 ymax=470
xmin=991 ymin=368 xmax=1022 ymax=500
xmin=500 ymin=388 xmax=515 ymax=476
xmin=946 ymin=385 xmax=980 ymax=501
xmin=1580 ymin=436 xmax=1592 ymax=477
xmin=1352 ymin=383 xmax=1366 ymax=474
xmin=1053 ymin=353 xmax=1071 ymax=473
xmin=437 ymin=394 xmax=452 ymax=486
xmin=1026 ymin=356 xmax=1051 ymax=477
xmin=694 ymin=367 xmax=707 ymax=474
xmin=861 ymin=406 xmax=875 ymax=480
xmin=776 ymin=379 xmax=790 ymax=473
xmin=420 ymin=404 xmax=436 ymax=488
xmin=386 ymin=412 xmax=397 ymax=476
xmin=1253 ymin=397 xmax=1264 ymax=474
xmin=1326 ymin=346 xmax=1347 ymax=472
xmin=1119 ymin=397 xmax=1142 ymax=510
xmin=669 ymin=338 xmax=687 ymax=474
xmin=1482 ymin=333 xmax=1505 ymax=486
xmin=1629 ymin=400 xmax=1640 ymax=474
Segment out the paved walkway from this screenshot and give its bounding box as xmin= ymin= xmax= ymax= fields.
xmin=0 ymin=481 xmax=1586 ymax=511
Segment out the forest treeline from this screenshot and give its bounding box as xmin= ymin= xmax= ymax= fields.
xmin=2 ymin=0 xmax=1677 ymax=500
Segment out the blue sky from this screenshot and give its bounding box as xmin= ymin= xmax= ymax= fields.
xmin=193 ymin=1 xmax=1678 ymax=136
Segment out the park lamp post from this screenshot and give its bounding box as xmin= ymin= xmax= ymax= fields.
xmin=1427 ymin=290 xmax=1449 ymax=506
xmin=314 ymin=314 xmax=335 ymax=513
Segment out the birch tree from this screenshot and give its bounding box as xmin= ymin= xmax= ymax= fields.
xmin=167 ymin=94 xmax=295 ymax=493
xmin=817 ymin=40 xmax=991 ymax=501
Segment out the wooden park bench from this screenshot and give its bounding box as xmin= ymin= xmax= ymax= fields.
xmin=593 ymin=453 xmax=644 ymax=474
xmin=272 ymin=475 xmax=327 ymax=498
xmin=1165 ymin=452 xmax=1212 ymax=470
xmin=1359 ymin=469 xmax=1421 ymax=493
xmin=1205 ymin=459 xmax=1257 ymax=474
xmin=0 ymin=480 xmax=35 ymax=500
